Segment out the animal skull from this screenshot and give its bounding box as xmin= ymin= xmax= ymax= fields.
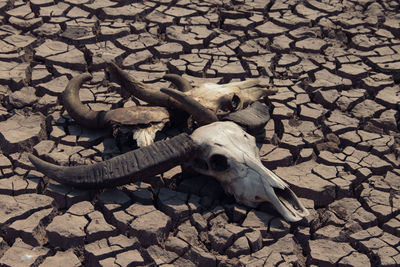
xmin=29 ymin=121 xmax=308 ymax=222
xmin=106 ymin=62 xmax=276 ymax=127
xmin=30 ymin=63 xmax=305 ymax=222
xmin=184 ymin=79 xmax=268 ymax=115
xmin=62 ymin=66 xmax=275 ymax=146
xmin=189 ymin=122 xmax=309 ymax=222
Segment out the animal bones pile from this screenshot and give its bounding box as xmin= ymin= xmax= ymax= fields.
xmin=29 ymin=62 xmax=309 ymax=222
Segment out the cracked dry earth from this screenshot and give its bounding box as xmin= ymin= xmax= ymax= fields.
xmin=0 ymin=0 xmax=399 ymax=266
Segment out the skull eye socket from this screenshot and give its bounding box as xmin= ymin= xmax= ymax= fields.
xmin=209 ymin=154 xmax=229 ymax=172
xmin=218 ymin=94 xmax=241 ymax=113
xmin=231 ymin=94 xmax=240 ymax=111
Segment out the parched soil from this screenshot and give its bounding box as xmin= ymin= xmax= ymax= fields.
xmin=0 ymin=0 xmax=399 ymax=266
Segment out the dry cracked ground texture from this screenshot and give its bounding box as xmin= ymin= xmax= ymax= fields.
xmin=0 ymin=0 xmax=399 ymax=266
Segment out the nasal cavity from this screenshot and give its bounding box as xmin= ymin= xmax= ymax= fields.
xmin=210 ymin=154 xmax=229 ymax=171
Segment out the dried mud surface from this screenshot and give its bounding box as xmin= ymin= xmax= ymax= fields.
xmin=0 ymin=0 xmax=400 ymax=266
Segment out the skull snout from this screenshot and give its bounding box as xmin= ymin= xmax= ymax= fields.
xmin=272 ymin=186 xmax=309 ymax=221
xmin=245 ymin=158 xmax=310 ymax=222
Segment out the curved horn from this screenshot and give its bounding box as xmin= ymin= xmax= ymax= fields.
xmin=160 ymin=88 xmax=218 ymax=125
xmin=61 ymin=73 xmax=107 ymax=128
xmin=29 ymin=133 xmax=198 ymax=188
xmin=106 ymin=62 xmax=183 ymax=109
xmin=163 ymin=74 xmax=192 ymax=92
xmin=222 ymin=101 xmax=271 ymax=134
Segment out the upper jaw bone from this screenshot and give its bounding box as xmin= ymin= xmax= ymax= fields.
xmin=244 ymin=158 xmax=309 ymax=222
xmin=221 ymin=153 xmax=309 ymax=222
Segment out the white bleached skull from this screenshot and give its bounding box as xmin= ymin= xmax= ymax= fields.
xmin=190 ymin=121 xmax=309 ymax=222
xmin=187 ymin=79 xmax=267 ymax=115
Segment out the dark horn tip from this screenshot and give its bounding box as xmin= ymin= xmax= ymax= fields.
xmin=28 ymin=154 xmax=61 ymax=179
xmin=81 ymin=72 xmax=93 ymax=81
xmin=105 ymin=62 xmax=130 ymax=83
xmin=105 ymin=61 xmax=121 ymax=74
xmin=28 ymin=153 xmax=39 ymax=166
xmin=28 ymin=154 xmax=48 ymax=169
